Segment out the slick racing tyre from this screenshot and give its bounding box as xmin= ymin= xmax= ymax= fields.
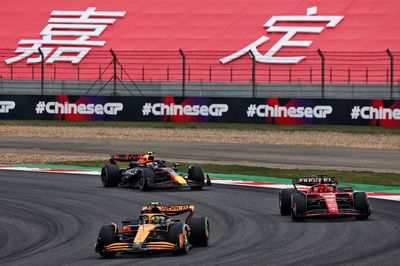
xmin=97 ymin=224 xmax=119 ymax=257
xmin=167 ymin=223 xmax=189 ymax=255
xmin=279 ymin=189 xmax=297 ymax=215
xmin=188 ymin=166 xmax=205 ymax=190
xmin=139 ymin=168 xmax=155 ymax=191
xmin=354 ymin=192 xmax=371 ymax=220
xmin=291 ymin=193 xmax=306 ymax=222
xmin=101 ymin=164 xmax=121 ymax=187
xmin=188 ymin=216 xmax=210 ymax=247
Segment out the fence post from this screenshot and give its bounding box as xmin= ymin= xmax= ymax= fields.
xmin=348 ymin=68 xmax=351 ymax=84
xmin=386 ymin=49 xmax=394 ymax=99
xmin=110 ymin=49 xmax=117 ymax=96
xmin=179 ymin=49 xmax=186 ymax=97
xmin=120 ymin=63 xmax=123 ymax=81
xmin=317 ymin=49 xmax=325 ymax=99
xmin=249 ymin=50 xmax=256 ymax=98
xmin=269 ymin=67 xmax=271 ymax=83
xmin=167 ymin=66 xmax=169 ymax=82
xmin=38 ymin=48 xmax=44 ymax=95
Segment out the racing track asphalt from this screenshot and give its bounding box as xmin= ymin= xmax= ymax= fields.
xmin=1 ymin=136 xmax=400 ymax=173
xmin=1 ymin=169 xmax=399 ymax=266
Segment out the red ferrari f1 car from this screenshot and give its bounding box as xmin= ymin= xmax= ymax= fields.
xmin=279 ymin=175 xmax=371 ymax=221
xmin=101 ymin=152 xmax=211 ymax=191
xmin=95 ymin=202 xmax=210 ymax=257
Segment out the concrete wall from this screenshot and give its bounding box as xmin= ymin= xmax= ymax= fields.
xmin=0 ymin=79 xmax=399 ymax=99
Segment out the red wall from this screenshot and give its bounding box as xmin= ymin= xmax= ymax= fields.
xmin=1 ymin=0 xmax=399 ymax=83
xmin=1 ymin=0 xmax=399 ymax=51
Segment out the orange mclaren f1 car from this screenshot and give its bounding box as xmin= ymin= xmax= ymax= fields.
xmin=100 ymin=152 xmax=212 ymax=191
xmin=95 ymin=202 xmax=210 ymax=257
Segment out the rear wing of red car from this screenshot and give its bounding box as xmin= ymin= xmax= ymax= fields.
xmin=292 ymin=176 xmax=338 ymax=186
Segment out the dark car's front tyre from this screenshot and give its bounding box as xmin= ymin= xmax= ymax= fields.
xmin=188 ymin=166 xmax=205 ymax=190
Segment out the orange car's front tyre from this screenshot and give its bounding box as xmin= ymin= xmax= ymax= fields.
xmin=96 ymin=224 xmax=119 ymax=257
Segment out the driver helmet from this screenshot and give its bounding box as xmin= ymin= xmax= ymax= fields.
xmin=149 ymin=215 xmax=162 ymax=224
xmin=147 ymin=161 xmax=158 ymax=168
xmin=318 ymin=185 xmax=326 ymax=193
xmin=327 ymin=186 xmax=335 ymax=192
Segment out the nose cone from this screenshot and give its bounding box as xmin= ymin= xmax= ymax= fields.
xmin=172 ymin=175 xmax=187 ymax=184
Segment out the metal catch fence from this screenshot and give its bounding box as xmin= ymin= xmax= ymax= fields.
xmin=0 ymin=49 xmax=399 ymax=99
